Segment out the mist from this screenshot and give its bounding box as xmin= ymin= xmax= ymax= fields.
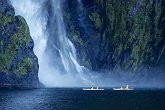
xmin=9 ymin=0 xmax=165 ymax=88
xmin=9 ymin=0 xmax=96 ymax=87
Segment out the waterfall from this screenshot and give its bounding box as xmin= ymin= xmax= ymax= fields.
xmin=9 ymin=0 xmax=47 ymax=60
xmin=47 ymin=0 xmax=80 ymax=75
xmin=9 ymin=0 xmax=92 ymax=87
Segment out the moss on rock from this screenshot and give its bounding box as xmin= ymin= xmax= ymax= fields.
xmin=0 ymin=0 xmax=40 ymax=88
xmin=0 ymin=13 xmax=15 ymax=25
xmin=89 ymin=12 xmax=102 ymax=29
xmin=14 ymin=57 xmax=32 ymax=76
xmin=68 ymin=25 xmax=84 ymax=46
xmin=0 ymin=15 xmax=31 ymax=74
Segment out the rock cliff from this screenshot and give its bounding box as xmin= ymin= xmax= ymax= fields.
xmin=0 ymin=0 xmax=40 ymax=88
xmin=63 ymin=0 xmax=165 ymax=78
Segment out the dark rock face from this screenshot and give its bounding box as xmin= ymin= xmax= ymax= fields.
xmin=0 ymin=0 xmax=40 ymax=88
xmin=63 ymin=0 xmax=165 ymax=77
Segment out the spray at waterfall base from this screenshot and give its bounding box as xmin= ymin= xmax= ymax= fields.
xmin=10 ymin=0 xmax=165 ymax=88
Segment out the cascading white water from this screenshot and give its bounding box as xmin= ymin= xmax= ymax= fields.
xmin=49 ymin=0 xmax=79 ymax=74
xmin=9 ymin=0 xmax=92 ymax=87
xmin=9 ymin=0 xmax=47 ymax=60
xmin=45 ymin=0 xmax=92 ymax=86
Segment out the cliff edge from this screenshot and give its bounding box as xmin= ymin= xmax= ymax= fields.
xmin=0 ymin=0 xmax=41 ymax=88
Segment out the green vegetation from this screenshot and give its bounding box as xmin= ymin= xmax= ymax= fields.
xmin=92 ymin=0 xmax=165 ymax=73
xmin=69 ymin=25 xmax=84 ymax=46
xmin=63 ymin=0 xmax=165 ymax=73
xmin=89 ymin=12 xmax=102 ymax=29
xmin=17 ymin=16 xmax=30 ymax=45
xmin=14 ymin=57 xmax=32 ymax=76
xmin=0 ymin=15 xmax=31 ymax=74
xmin=0 ymin=13 xmax=15 ymax=25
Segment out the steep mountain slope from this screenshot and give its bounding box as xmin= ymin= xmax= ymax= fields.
xmin=63 ymin=0 xmax=165 ymax=78
xmin=0 ymin=0 xmax=40 ymax=88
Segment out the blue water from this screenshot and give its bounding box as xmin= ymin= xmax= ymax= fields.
xmin=0 ymin=88 xmax=165 ymax=110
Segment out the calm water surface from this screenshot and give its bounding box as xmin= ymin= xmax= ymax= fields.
xmin=0 ymin=88 xmax=165 ymax=110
